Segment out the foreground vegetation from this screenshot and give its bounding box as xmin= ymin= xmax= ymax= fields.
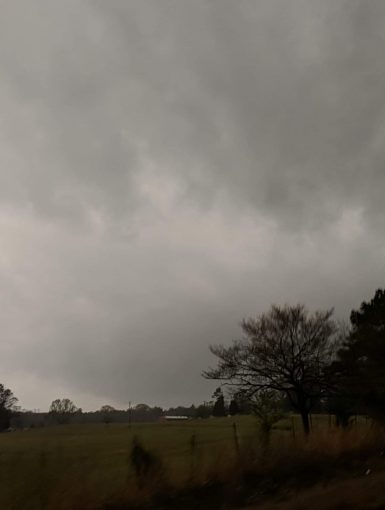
xmin=0 ymin=415 xmax=383 ymax=509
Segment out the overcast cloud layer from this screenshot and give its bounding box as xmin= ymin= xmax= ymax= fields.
xmin=1 ymin=1 xmax=385 ymax=411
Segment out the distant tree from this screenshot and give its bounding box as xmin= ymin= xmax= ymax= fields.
xmin=195 ymin=402 xmax=213 ymax=419
xmin=0 ymin=384 xmax=18 ymax=431
xmin=165 ymin=405 xmax=196 ymax=418
xmin=49 ymin=398 xmax=78 ymax=424
xmin=229 ymin=398 xmax=240 ymax=416
xmin=131 ymin=404 xmax=164 ymax=422
xmin=250 ymin=389 xmax=284 ymax=448
xmin=332 ymin=289 xmax=385 ymax=423
xmin=204 ymin=305 xmax=337 ymax=435
xmin=151 ymin=406 xmax=164 ymax=419
xmin=100 ymin=405 xmax=116 ymax=424
xmin=212 ymin=387 xmax=226 ymax=417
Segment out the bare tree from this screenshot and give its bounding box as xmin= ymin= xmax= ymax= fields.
xmin=49 ymin=398 xmax=78 ymax=424
xmin=204 ymin=305 xmax=337 ymax=435
xmin=100 ymin=405 xmax=116 ymax=424
xmin=0 ymin=384 xmax=18 ymax=431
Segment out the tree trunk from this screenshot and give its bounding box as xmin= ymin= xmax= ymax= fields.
xmin=0 ymin=413 xmax=10 ymax=432
xmin=300 ymin=410 xmax=310 ymax=436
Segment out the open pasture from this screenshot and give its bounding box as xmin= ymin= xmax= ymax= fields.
xmin=0 ymin=416 xmax=256 ymax=509
xmin=0 ymin=415 xmax=369 ymax=509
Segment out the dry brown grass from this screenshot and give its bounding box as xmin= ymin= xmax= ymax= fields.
xmin=102 ymin=422 xmax=385 ymax=509
xmin=1 ymin=417 xmax=383 ymax=509
xmin=254 ymin=469 xmax=385 ymax=510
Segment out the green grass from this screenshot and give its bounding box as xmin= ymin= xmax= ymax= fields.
xmin=0 ymin=416 xmax=259 ymax=509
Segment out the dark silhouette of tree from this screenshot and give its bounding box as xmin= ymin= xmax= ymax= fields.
xmin=0 ymin=384 xmax=18 ymax=431
xmin=204 ymin=304 xmax=337 ymax=435
xmin=49 ymin=398 xmax=78 ymax=424
xmin=332 ymin=289 xmax=385 ymax=423
xmin=165 ymin=405 xmax=196 ymax=418
xmin=135 ymin=403 xmax=151 ymax=412
xmin=195 ymin=402 xmax=213 ymax=419
xmin=229 ymin=398 xmax=240 ymax=416
xmin=151 ymin=406 xmax=164 ymax=419
xmin=212 ymin=387 xmax=226 ymax=417
xmin=100 ymin=405 xmax=116 ymax=424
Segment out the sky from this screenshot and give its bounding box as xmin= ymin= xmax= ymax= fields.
xmin=0 ymin=0 xmax=385 ymax=411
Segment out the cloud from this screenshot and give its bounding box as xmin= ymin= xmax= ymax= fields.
xmin=0 ymin=1 xmax=384 ymax=409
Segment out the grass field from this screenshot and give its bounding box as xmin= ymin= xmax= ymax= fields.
xmin=0 ymin=415 xmax=378 ymax=510
xmin=0 ymin=416 xmax=257 ymax=509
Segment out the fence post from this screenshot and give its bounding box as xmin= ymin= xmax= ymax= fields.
xmin=291 ymin=415 xmax=296 ymax=441
xmin=190 ymin=432 xmax=197 ymax=480
xmin=232 ymin=422 xmax=240 ymax=458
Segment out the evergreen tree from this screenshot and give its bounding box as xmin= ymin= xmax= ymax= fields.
xmin=332 ymin=289 xmax=385 ymax=423
xmin=212 ymin=387 xmax=226 ymax=417
xmin=229 ymin=399 xmax=239 ymax=416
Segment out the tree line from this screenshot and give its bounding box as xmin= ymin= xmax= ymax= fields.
xmin=0 ymin=395 xmax=242 ymax=430
xmin=1 ymin=288 xmax=385 ymax=433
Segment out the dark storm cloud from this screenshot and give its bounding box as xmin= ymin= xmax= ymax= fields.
xmin=0 ymin=1 xmax=384 ymax=409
